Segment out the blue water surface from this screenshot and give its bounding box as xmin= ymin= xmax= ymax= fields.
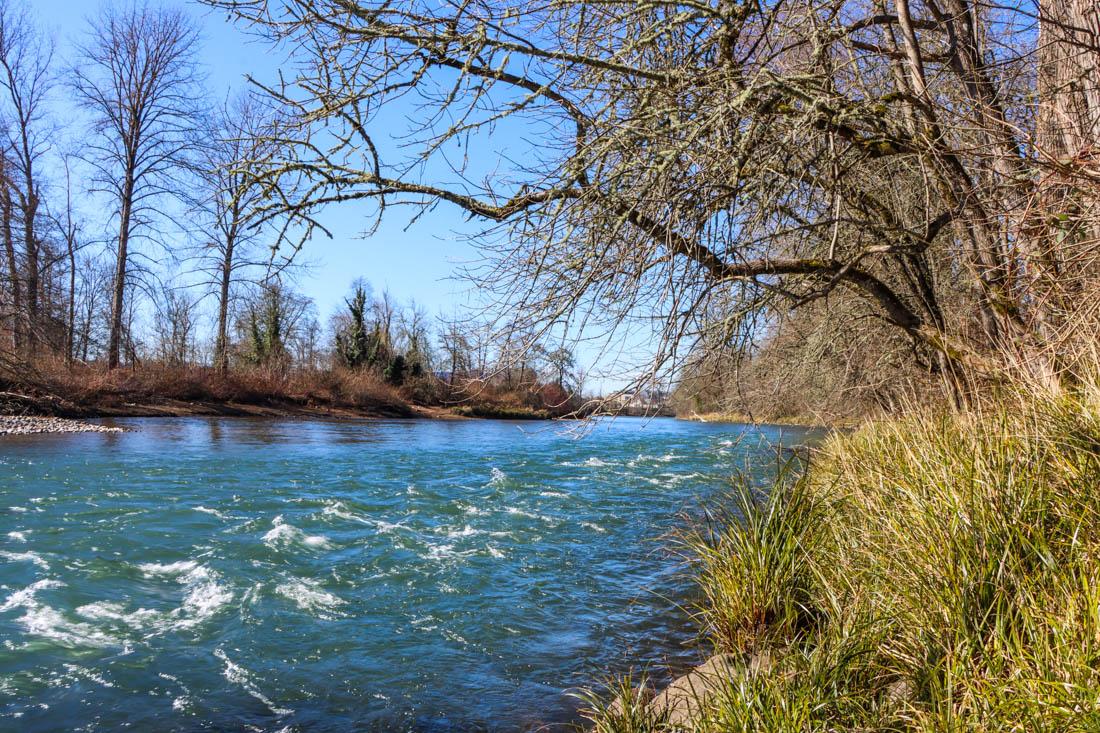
xmin=0 ymin=416 xmax=819 ymax=731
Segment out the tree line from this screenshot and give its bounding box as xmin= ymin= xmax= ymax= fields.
xmin=197 ymin=0 xmax=1100 ymax=413
xmin=0 ymin=0 xmax=583 ymax=408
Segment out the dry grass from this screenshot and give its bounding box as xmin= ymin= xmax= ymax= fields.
xmin=4 ymin=357 xmax=410 ymax=416
xmin=0 ymin=356 xmax=582 ymax=419
xmin=587 ymin=377 xmax=1100 ymax=731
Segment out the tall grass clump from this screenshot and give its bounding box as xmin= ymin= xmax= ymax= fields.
xmin=586 ymin=381 xmax=1100 ymax=731
xmin=683 ymin=464 xmax=825 ymax=655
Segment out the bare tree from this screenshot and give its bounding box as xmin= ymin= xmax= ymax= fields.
xmin=195 ymin=94 xmax=303 ymax=372
xmin=203 ymin=0 xmax=1100 ymax=401
xmin=72 ymin=3 xmax=202 ymax=369
xmin=152 ymin=283 xmax=197 ymax=366
xmin=437 ymin=312 xmax=472 ymax=385
xmin=0 ymin=0 xmax=52 ymax=354
xmin=49 ymin=157 xmax=83 ymax=364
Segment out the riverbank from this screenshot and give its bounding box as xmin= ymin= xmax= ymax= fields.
xmin=679 ymin=410 xmax=845 ymax=429
xmin=587 ymin=383 xmax=1100 ymax=730
xmin=0 ymin=363 xmax=581 ymax=424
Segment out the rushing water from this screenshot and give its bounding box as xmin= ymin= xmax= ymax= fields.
xmin=0 ymin=416 xmax=819 ymax=732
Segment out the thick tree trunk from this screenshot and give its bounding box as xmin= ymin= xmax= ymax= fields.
xmin=1 ymin=182 xmax=20 ymax=353
xmin=21 ymin=187 xmax=38 ymax=353
xmin=1039 ymin=1 xmax=1100 ymax=167
xmin=67 ymin=237 xmax=76 ymax=364
xmin=214 ymin=236 xmax=234 ymax=373
xmin=107 ymin=175 xmax=135 ymax=370
xmin=1034 ymin=0 xmax=1100 ymax=363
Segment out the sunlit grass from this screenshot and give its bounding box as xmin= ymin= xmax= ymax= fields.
xmin=585 ymin=382 xmax=1100 ymax=731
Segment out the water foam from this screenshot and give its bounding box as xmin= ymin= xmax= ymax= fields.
xmin=76 ymin=601 xmax=160 ymax=629
xmin=0 ymin=550 xmax=49 ymax=569
xmin=138 ymin=560 xmax=202 ymax=577
xmin=263 ymin=516 xmax=332 ymax=550
xmin=321 ymin=501 xmax=369 ymax=524
xmin=137 ymin=560 xmax=233 ymax=628
xmin=214 ymin=648 xmax=292 ymax=717
xmin=1 ymin=580 xmax=116 ymax=648
xmin=274 ymin=577 xmax=345 ymax=617
xmin=441 ymin=525 xmax=481 ymax=539
xmin=181 ymin=579 xmax=234 ymax=622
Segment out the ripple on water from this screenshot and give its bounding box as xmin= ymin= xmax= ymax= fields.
xmin=0 ymin=549 xmax=48 ymax=569
xmin=262 ymin=515 xmax=332 ymax=550
xmin=137 ymin=560 xmax=234 ymax=629
xmin=1 ymin=579 xmax=117 ymax=649
xmin=274 ymin=577 xmax=345 ymax=618
xmin=0 ymin=415 xmax=820 ymax=731
xmin=214 ymin=647 xmax=293 ymax=717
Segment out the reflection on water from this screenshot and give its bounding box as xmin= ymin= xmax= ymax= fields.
xmin=0 ymin=416 xmax=821 ymax=732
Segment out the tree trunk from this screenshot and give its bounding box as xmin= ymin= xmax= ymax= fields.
xmin=67 ymin=236 xmax=76 ymax=364
xmin=1 ymin=181 xmax=20 ymax=353
xmin=21 ymin=186 xmax=38 ymax=353
xmin=1038 ymin=1 xmax=1100 ymax=167
xmin=214 ymin=235 xmax=234 ymax=374
xmin=107 ymin=174 xmax=134 ymax=370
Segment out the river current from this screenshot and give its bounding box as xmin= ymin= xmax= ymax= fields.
xmin=0 ymin=417 xmax=818 ymax=731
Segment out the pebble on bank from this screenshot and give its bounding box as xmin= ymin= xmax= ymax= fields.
xmin=0 ymin=416 xmax=124 ymax=435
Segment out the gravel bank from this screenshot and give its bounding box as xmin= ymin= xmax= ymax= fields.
xmin=0 ymin=416 xmax=124 ymax=435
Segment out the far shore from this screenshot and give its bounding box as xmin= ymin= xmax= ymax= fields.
xmin=0 ymin=391 xmax=593 ymax=430
xmin=678 ymin=411 xmax=839 ymax=429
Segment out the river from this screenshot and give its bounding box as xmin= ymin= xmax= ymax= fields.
xmin=0 ymin=416 xmax=820 ymax=731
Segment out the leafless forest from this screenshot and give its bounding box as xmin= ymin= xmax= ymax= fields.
xmin=1 ymin=0 xmax=1098 ymax=421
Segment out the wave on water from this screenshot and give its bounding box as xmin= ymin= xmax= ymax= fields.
xmin=7 ymin=530 xmax=28 ymax=542
xmin=487 ymin=467 xmax=508 ymax=487
xmin=1 ymin=579 xmax=117 ymax=648
xmin=0 ymin=549 xmax=49 ymax=569
xmin=457 ymin=502 xmax=488 ymax=517
xmin=76 ymin=600 xmax=160 ymax=628
xmin=505 ymin=506 xmax=559 ymax=526
xmin=580 ymin=521 xmax=607 ymax=533
xmin=214 ymin=648 xmax=292 ymax=717
xmin=137 ymin=560 xmax=234 ymax=628
xmin=138 ymin=560 xmax=202 ymax=577
xmin=425 ymin=542 xmax=476 ymax=562
xmin=274 ymin=577 xmax=345 ymax=618
xmin=194 ymin=506 xmax=229 ymax=520
xmin=440 ymin=524 xmax=482 ymax=539
xmin=320 ymin=501 xmax=369 ymax=524
xmin=263 ymin=516 xmax=332 ymax=550
xmin=627 ymin=453 xmax=679 ymax=468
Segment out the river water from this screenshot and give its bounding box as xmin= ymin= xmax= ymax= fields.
xmin=0 ymin=417 xmax=819 ymax=732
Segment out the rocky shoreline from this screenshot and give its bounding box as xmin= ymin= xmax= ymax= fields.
xmin=0 ymin=416 xmax=124 ymax=435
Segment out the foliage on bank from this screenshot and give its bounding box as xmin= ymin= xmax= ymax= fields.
xmin=587 ymin=382 xmax=1100 ymax=731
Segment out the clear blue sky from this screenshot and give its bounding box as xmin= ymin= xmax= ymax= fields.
xmin=30 ymin=0 xmax=647 ymax=392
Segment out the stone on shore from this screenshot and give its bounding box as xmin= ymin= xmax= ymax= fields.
xmin=0 ymin=416 xmax=123 ymax=435
xmin=648 ymin=653 xmax=739 ymax=727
